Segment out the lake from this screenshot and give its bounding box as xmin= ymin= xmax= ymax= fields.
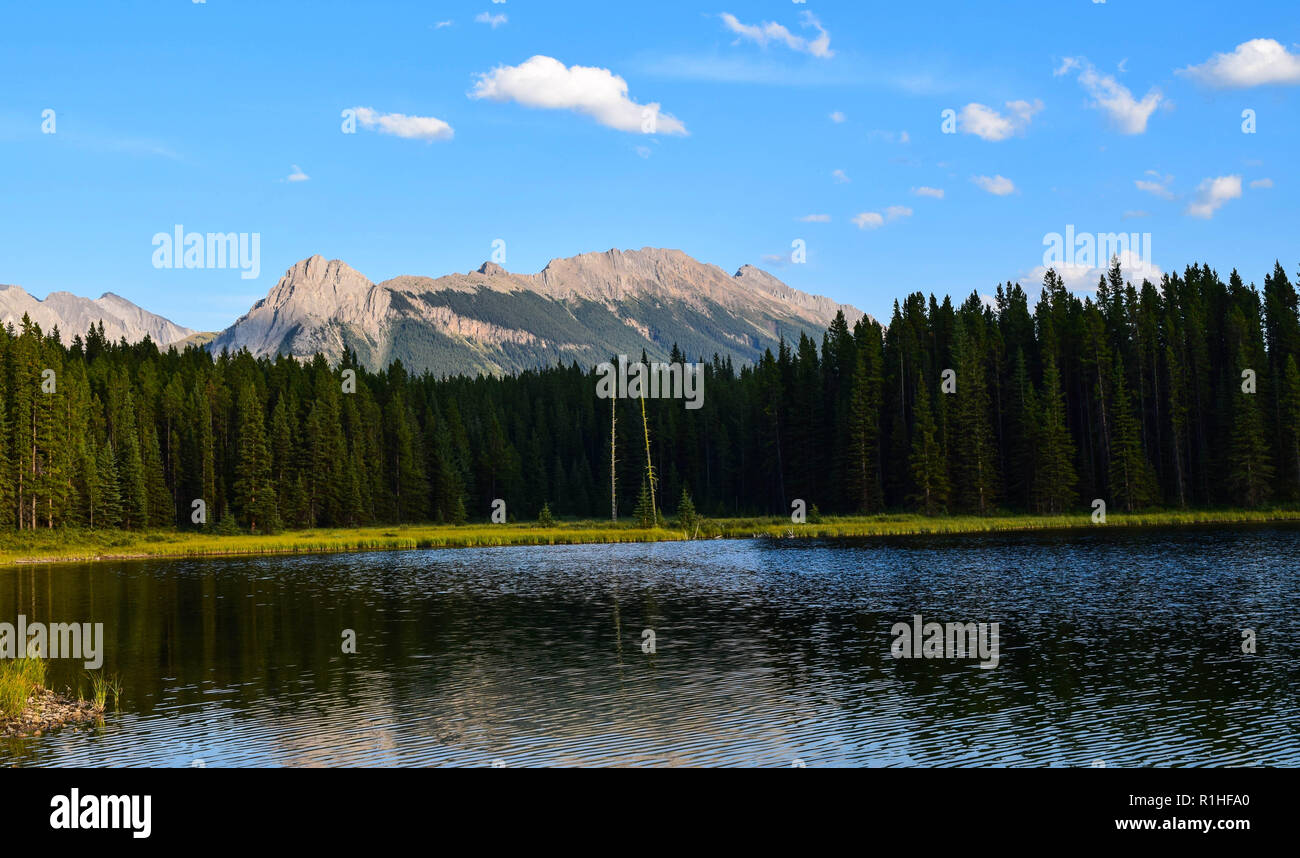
xmin=3 ymin=527 xmax=1298 ymax=767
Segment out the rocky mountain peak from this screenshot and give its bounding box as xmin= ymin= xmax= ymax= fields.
xmin=0 ymin=284 xmax=194 ymax=346
xmin=210 ymin=247 xmax=867 ymax=375
xmin=264 ymin=255 xmax=372 ymax=306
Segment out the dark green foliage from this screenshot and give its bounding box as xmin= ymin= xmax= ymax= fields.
xmin=675 ymin=487 xmax=700 ymax=537
xmin=1107 ymin=357 xmax=1157 ymax=512
xmin=1034 ymin=354 xmax=1078 ymax=514
xmin=1227 ymin=349 xmax=1274 ymax=507
xmin=633 ymin=479 xmax=656 ymax=528
xmin=2 ymin=260 xmax=1299 ymax=530
xmin=908 ymin=380 xmax=950 ymax=515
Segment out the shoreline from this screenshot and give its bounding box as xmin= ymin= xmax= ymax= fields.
xmin=1 ymin=687 xmax=103 ymax=739
xmin=4 ymin=509 xmax=1300 ymax=568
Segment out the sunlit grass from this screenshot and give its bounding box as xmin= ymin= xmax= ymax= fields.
xmin=85 ymin=670 xmax=120 ymax=711
xmin=711 ymin=508 xmax=1300 ymax=539
xmin=0 ymin=656 xmax=47 ymax=719
xmin=2 ymin=508 xmax=1299 ymax=567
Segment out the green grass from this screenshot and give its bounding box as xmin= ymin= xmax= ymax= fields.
xmin=0 ymin=657 xmax=47 ymax=719
xmin=3 ymin=508 xmax=1300 ymax=568
xmin=85 ymin=671 xmax=120 ymax=712
xmin=709 ymin=508 xmax=1300 ymax=539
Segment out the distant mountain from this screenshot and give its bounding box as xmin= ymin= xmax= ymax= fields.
xmin=0 ymin=285 xmax=194 ymax=346
xmin=210 ymin=248 xmax=866 ymax=375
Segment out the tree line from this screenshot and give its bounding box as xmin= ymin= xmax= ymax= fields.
xmin=2 ymin=258 xmax=1299 ymax=532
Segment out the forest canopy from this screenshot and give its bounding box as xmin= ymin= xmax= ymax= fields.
xmin=2 ymin=259 xmax=1299 ymax=531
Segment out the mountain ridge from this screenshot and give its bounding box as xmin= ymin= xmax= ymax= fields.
xmin=210 ymin=247 xmax=866 ymax=376
xmin=0 ymin=284 xmax=195 ymax=346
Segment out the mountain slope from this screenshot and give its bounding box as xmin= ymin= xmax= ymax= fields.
xmin=210 ymin=248 xmax=865 ymax=375
xmin=0 ymin=285 xmax=195 ymax=346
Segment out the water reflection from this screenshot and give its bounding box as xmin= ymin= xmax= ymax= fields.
xmin=2 ymin=527 xmax=1298 ymax=767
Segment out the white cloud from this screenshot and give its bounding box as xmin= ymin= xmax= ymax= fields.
xmin=433 ymin=20 xmax=453 ymax=29
xmin=829 ymin=111 xmax=845 ymax=123
xmin=1135 ymin=173 xmax=1174 ymax=199
xmin=1056 ymin=56 xmax=1163 ymax=134
xmin=958 ymin=99 xmax=1042 ymax=140
xmin=635 ymin=146 xmax=652 ymax=159
xmin=475 ymin=12 xmax=507 ymax=28
xmin=972 ymin=174 xmax=1015 ymax=195
xmin=1250 ymin=177 xmax=1274 ymax=189
xmin=831 ymin=168 xmax=850 ymax=183
xmin=1123 ymin=210 xmax=1150 ymax=219
xmin=350 ymin=106 xmax=454 ymax=141
xmin=1186 ymin=175 xmax=1242 ymax=218
xmin=912 ymin=186 xmax=944 ymax=198
xmin=719 ymin=10 xmax=833 ymax=58
xmin=1180 ymin=39 xmax=1300 ymax=88
xmin=1026 ymin=250 xmax=1163 ymax=293
xmin=799 ymin=214 xmax=831 ymax=222
xmin=286 ymin=164 xmax=309 ymax=182
xmin=852 ymin=206 xmax=911 ymax=230
xmin=469 ymin=55 xmax=686 ymax=135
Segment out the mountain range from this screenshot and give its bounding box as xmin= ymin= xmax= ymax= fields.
xmin=5 ymin=248 xmax=865 ymax=376
xmin=0 ymin=284 xmax=195 ymax=347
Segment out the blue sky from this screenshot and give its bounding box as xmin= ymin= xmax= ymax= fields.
xmin=2 ymin=0 xmax=1298 ymax=331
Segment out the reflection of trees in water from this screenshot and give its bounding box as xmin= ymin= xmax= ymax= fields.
xmin=2 ymin=533 xmax=1299 ymax=766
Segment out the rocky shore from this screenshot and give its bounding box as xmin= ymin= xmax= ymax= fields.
xmin=1 ymin=688 xmax=102 ymax=738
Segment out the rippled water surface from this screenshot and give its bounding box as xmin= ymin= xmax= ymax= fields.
xmin=3 ymin=527 xmax=1299 ymax=767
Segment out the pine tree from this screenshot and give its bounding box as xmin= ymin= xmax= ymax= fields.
xmin=232 ymin=383 xmax=279 ymax=533
xmin=952 ymin=320 xmax=1000 ymax=514
xmin=1107 ymin=356 xmax=1156 ymax=512
xmin=676 ymin=486 xmax=700 ymax=537
xmin=908 ymin=382 xmax=950 ymax=515
xmin=113 ymin=389 xmax=149 ymax=529
xmin=1006 ymin=349 xmax=1039 ymax=509
xmin=845 ymin=347 xmax=883 ymax=512
xmin=633 ymin=478 xmax=657 ymax=527
xmin=0 ymin=331 xmax=12 ymax=529
xmin=141 ymin=421 xmax=173 ymax=527
xmin=1226 ymin=349 xmax=1274 ymax=507
xmin=2 ymin=254 xmax=1300 ymax=535
xmin=94 ymin=438 xmax=122 ymax=529
xmin=384 ymin=393 xmax=427 ymax=523
xmin=1282 ymin=355 xmax=1300 ymax=498
xmin=1035 ymin=354 xmax=1078 ymax=514
xmin=269 ymin=395 xmax=299 ymax=525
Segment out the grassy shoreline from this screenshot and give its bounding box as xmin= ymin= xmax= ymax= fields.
xmin=4 ymin=508 xmax=1300 ymax=568
xmin=0 ymin=658 xmax=111 ymax=737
